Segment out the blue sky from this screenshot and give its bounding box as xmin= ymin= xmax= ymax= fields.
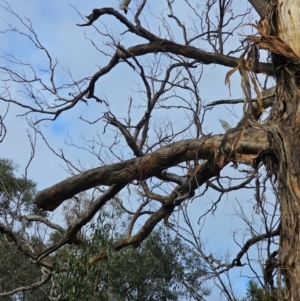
xmin=0 ymin=1 xmax=274 ymax=300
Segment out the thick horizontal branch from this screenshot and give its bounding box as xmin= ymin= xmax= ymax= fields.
xmin=89 ymin=161 xmax=222 ymax=264
xmin=37 ymin=161 xmax=220 ymax=261
xmin=34 ymin=129 xmax=269 ymax=211
xmin=124 ymin=40 xmax=274 ymax=75
xmin=77 ymin=7 xmax=274 ymax=76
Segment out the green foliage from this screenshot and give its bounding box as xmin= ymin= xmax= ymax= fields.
xmin=0 ymin=158 xmax=38 ymax=219
xmin=0 ymin=239 xmax=49 ymax=301
xmin=0 ymin=158 xmax=49 ymax=300
xmin=0 ymin=160 xmax=210 ymax=300
xmin=239 ymin=280 xmax=273 ymax=301
xmin=54 ymin=219 xmax=209 ymax=301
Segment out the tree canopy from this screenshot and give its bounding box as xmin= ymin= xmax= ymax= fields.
xmin=0 ymin=158 xmax=209 ymax=300
xmin=2 ymin=0 xmax=300 ymax=300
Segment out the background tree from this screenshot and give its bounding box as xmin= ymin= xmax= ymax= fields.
xmin=53 ymin=214 xmax=209 ymax=301
xmin=0 ymin=158 xmax=209 ymax=300
xmin=239 ymin=280 xmax=273 ymax=301
xmin=2 ymin=0 xmax=300 ymax=300
xmin=0 ymin=159 xmax=50 ymax=301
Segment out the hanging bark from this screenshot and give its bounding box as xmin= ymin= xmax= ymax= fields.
xmin=4 ymin=1 xmax=300 ymax=299
xmin=260 ymin=1 xmax=300 ymax=300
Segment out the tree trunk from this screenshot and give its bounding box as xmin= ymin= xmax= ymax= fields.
xmin=270 ymin=1 xmax=300 ymax=300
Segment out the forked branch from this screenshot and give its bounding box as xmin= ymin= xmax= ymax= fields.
xmin=34 ymin=129 xmax=269 ymax=211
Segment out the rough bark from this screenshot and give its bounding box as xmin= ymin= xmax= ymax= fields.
xmin=264 ymin=1 xmax=300 ymax=300
xmin=273 ymin=76 xmax=300 ymax=300
xmin=248 ymin=0 xmax=268 ymax=17
xmin=3 ymin=1 xmax=299 ymax=299
xmin=34 ymin=130 xmax=269 ymax=211
xmin=276 ymin=1 xmax=300 ymax=57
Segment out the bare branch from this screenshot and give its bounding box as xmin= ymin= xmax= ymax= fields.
xmin=77 ymin=7 xmax=158 ymax=42
xmin=88 ymin=161 xmax=222 ymax=264
xmin=0 ymin=224 xmax=52 ymax=269
xmin=35 ymin=183 xmax=125 ymax=262
xmin=207 ymin=175 xmax=255 ymax=193
xmin=232 ymin=223 xmax=281 ymax=267
xmin=16 ymin=215 xmax=65 ymax=234
xmin=118 ymin=40 xmax=274 ymax=75
xmin=34 ymin=130 xmax=269 ymax=211
xmin=76 ymin=8 xmax=273 ymax=75
xmin=0 ymin=274 xmax=51 ymax=297
xmin=206 ymin=85 xmax=276 ymax=108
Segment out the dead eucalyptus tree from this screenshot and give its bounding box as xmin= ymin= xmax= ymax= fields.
xmin=2 ymin=0 xmax=300 ymax=300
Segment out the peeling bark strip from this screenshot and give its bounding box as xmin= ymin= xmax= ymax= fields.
xmin=274 ymin=1 xmax=300 ymax=299
xmin=34 ymin=131 xmax=269 ymax=211
xmin=252 ymin=1 xmax=300 ymax=300
xmin=276 ymin=1 xmax=300 ymax=57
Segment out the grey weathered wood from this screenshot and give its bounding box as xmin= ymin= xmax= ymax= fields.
xmin=248 ymin=0 xmax=268 ymax=18
xmin=34 ymin=130 xmax=269 ymax=211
